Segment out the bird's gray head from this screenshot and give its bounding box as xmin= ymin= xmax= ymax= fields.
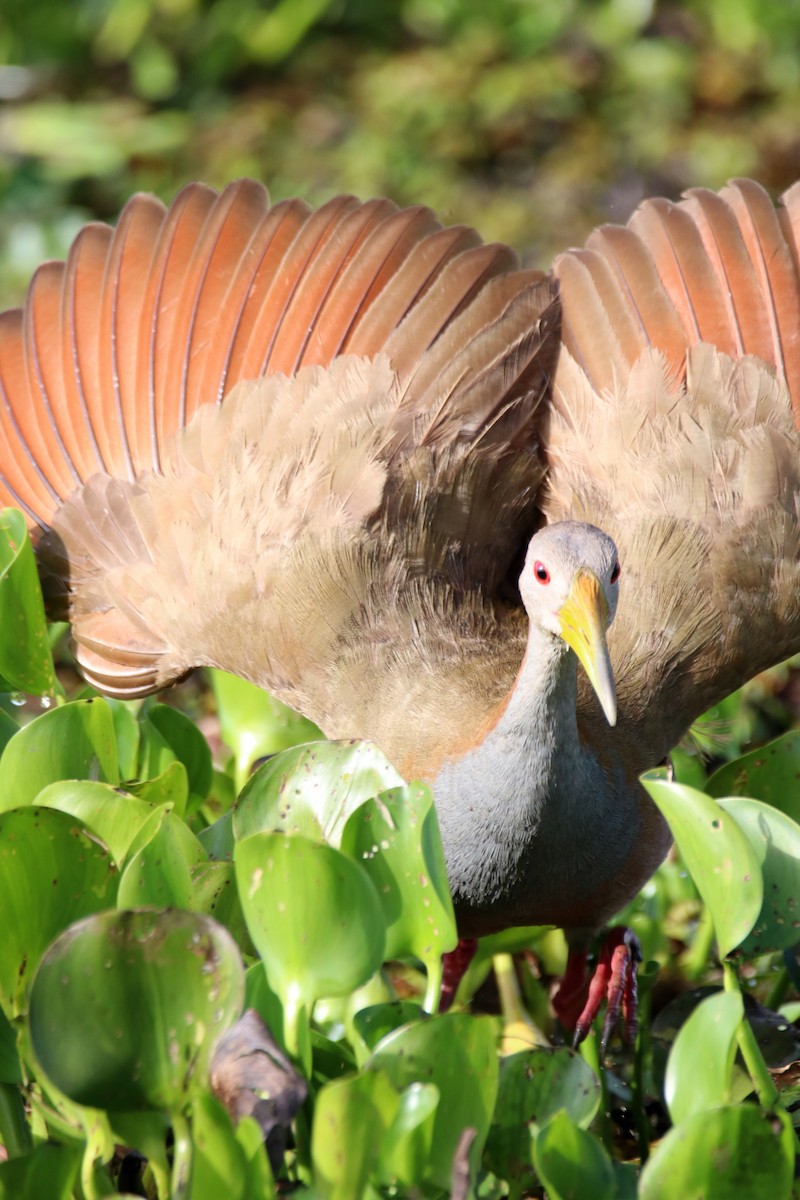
xmin=519 ymin=521 xmax=620 ymax=726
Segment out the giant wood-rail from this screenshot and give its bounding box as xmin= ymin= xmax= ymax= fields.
xmin=2 ymin=177 xmax=800 ymax=1039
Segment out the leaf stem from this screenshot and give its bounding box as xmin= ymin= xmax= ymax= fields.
xmin=722 ymin=961 xmax=780 ymax=1110
xmin=170 ymin=1111 xmax=193 ymax=1200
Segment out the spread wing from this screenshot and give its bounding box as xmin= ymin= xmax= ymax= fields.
xmin=548 ymin=180 xmax=800 ymax=763
xmin=0 ymin=180 xmax=558 ymax=707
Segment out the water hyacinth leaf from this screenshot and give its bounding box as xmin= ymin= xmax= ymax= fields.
xmin=106 ymin=698 xmax=141 ymax=781
xmin=234 ymin=832 xmax=385 ymax=1041
xmin=351 ymin=1002 xmax=424 ymax=1067
xmin=140 ymin=704 xmax=213 ymax=809
xmin=367 ymin=1013 xmax=498 ymax=1190
xmin=0 ymin=807 xmax=117 ymax=1017
xmin=311 ymin=1070 xmax=399 ymax=1200
xmin=188 ymin=1092 xmax=250 ymax=1200
xmin=0 ymin=697 xmax=119 ymax=809
xmin=376 ymin=1082 xmax=439 ymax=1188
xmin=0 ymin=508 xmax=56 ymax=696
xmin=341 ymin=784 xmax=457 ymax=971
xmin=233 ymin=740 xmax=404 ymax=849
xmin=533 ymin=1109 xmax=615 ymax=1200
xmin=717 ymin=797 xmax=800 ymax=954
xmin=664 ymin=990 xmax=743 ymax=1125
xmin=29 ymin=909 xmax=244 ymax=1112
xmin=33 ymin=780 xmax=157 ymax=865
xmin=707 ymin=732 xmax=800 ymax=822
xmin=641 ymin=776 xmax=762 ymax=957
xmin=639 ymin=1104 xmax=795 ymax=1200
xmin=130 ymin=759 xmax=189 ymax=812
xmin=484 ymin=1048 xmax=601 ymax=1185
xmin=0 ymin=1143 xmax=80 ymax=1200
xmin=210 ymin=669 xmax=322 ymax=788
xmin=191 ymin=860 xmax=254 ymax=955
xmin=118 ymin=808 xmax=206 ymax=908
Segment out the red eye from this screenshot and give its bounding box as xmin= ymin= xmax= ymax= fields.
xmin=610 ymin=561 xmax=621 ymax=584
xmin=533 ymin=561 xmax=550 ymax=584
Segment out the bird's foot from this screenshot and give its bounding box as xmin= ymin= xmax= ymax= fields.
xmin=552 ymin=926 xmax=642 ymax=1052
xmin=439 ymin=937 xmax=478 ymax=1012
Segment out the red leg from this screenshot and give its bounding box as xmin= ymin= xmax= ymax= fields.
xmin=553 ymin=926 xmax=642 ymax=1052
xmin=439 ymin=937 xmax=478 ymax=1012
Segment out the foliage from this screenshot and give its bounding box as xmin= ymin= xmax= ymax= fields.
xmin=0 ymin=519 xmax=798 ymax=1197
xmin=2 ymin=0 xmax=800 ymax=309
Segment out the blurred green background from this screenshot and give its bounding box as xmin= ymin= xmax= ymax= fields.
xmin=1 ymin=0 xmax=799 ymax=309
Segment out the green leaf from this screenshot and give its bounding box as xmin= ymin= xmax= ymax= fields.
xmin=118 ymin=808 xmax=206 ymax=908
xmin=639 ymin=1104 xmax=795 ymax=1200
xmin=233 ymin=740 xmax=404 ymax=848
xmin=340 ymin=783 xmax=457 ymax=988
xmin=0 ymin=1016 xmax=20 ymax=1090
xmin=367 ymin=1013 xmax=498 ymax=1190
xmin=351 ymin=1002 xmax=424 ymax=1067
xmin=234 ymin=832 xmax=386 ymax=1017
xmin=718 ymin=797 xmax=800 ymax=954
xmin=484 ymin=1048 xmax=601 ymax=1187
xmin=210 ymin=670 xmax=322 ymax=788
xmin=532 ymin=1109 xmax=615 ymax=1200
xmin=0 ymin=1143 xmax=80 ymax=1200
xmin=105 ymin=698 xmax=141 ymax=782
xmin=32 ymin=779 xmax=157 ymax=865
xmin=0 ymin=698 xmax=119 ymax=809
xmin=0 ymin=807 xmax=117 ymax=1017
xmin=29 ymin=909 xmax=244 ymax=1113
xmin=141 ymin=704 xmax=213 ymax=808
xmin=664 ymin=991 xmax=743 ymax=1125
xmin=0 ymin=509 xmax=56 ymax=695
xmin=311 ymin=1070 xmax=399 ymax=1200
xmin=189 ymin=1092 xmax=249 ymax=1200
xmin=707 ymin=732 xmax=800 ymax=822
xmin=129 ymin=759 xmax=189 ymax=811
xmin=191 ymin=861 xmax=254 ymax=954
xmin=641 ymin=775 xmax=762 ymax=956
xmin=376 ymin=1082 xmax=439 ymax=1188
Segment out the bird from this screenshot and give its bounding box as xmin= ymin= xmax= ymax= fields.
xmin=2 ymin=176 xmax=800 ymax=1042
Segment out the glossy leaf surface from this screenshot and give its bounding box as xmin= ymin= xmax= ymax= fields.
xmin=29 ymin=909 xmax=244 ymax=1112
xmin=642 ymin=775 xmax=762 ymax=956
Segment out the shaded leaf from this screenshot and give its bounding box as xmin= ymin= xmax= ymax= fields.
xmin=0 ymin=807 xmax=117 ymax=1017
xmin=484 ymin=1048 xmax=601 ymax=1187
xmin=367 ymin=1013 xmax=498 ymax=1190
xmin=29 ymin=909 xmax=244 ymax=1112
xmin=0 ymin=509 xmax=56 ymax=695
xmin=639 ymin=1104 xmax=795 ymax=1200
xmin=0 ymin=1143 xmax=80 ymax=1200
xmin=533 ymin=1109 xmax=615 ymax=1200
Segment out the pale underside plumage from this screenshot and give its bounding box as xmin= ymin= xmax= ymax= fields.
xmin=3 ymin=175 xmax=800 ymax=931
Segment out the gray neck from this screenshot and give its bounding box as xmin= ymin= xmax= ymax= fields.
xmin=432 ymin=622 xmax=637 ymax=931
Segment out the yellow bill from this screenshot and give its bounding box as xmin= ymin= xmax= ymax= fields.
xmin=558 ymin=570 xmax=617 ymax=726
